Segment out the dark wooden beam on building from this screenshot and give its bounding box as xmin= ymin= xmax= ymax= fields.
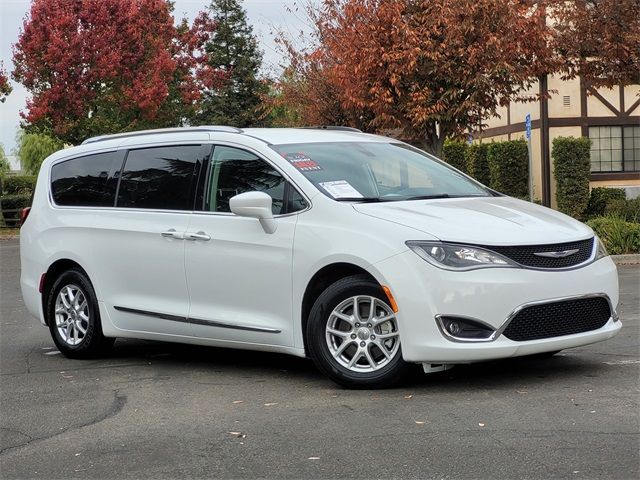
xmin=587 ymin=87 xmax=621 ymax=116
xmin=580 ymin=77 xmax=588 ymax=136
xmin=624 ymin=97 xmax=640 ymax=117
xmin=506 ymin=102 xmax=511 ymax=141
xmin=539 ymin=75 xmax=551 ymax=207
xmin=591 ymin=172 xmax=640 ymax=181
xmin=478 ymin=116 xmax=640 ymax=138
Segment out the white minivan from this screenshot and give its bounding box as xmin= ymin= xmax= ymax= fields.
xmin=20 ymin=126 xmax=621 ymax=388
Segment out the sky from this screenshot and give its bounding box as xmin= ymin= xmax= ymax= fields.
xmin=0 ymin=0 xmax=310 ymax=155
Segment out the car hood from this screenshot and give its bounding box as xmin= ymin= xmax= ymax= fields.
xmin=352 ymin=196 xmax=593 ymax=245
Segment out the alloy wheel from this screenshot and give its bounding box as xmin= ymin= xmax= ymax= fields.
xmin=325 ymin=295 xmax=400 ymax=372
xmin=54 ymin=284 xmax=89 ymax=346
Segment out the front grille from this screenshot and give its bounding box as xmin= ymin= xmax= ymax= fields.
xmin=502 ymin=296 xmax=611 ymax=342
xmin=487 ymin=238 xmax=594 ymax=269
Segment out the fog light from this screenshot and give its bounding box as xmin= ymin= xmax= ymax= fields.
xmin=447 ymin=321 xmax=460 ymax=335
xmin=437 ymin=316 xmax=496 ymax=342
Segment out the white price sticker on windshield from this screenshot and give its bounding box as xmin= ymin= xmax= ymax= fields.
xmin=319 ymin=180 xmax=363 ymax=199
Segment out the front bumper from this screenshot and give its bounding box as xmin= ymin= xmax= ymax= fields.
xmin=368 ymin=250 xmax=621 ymax=363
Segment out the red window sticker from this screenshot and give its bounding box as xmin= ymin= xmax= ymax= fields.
xmin=283 ymin=152 xmax=323 ymax=171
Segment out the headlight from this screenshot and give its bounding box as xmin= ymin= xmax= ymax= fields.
xmin=406 ymin=241 xmax=517 ymax=271
xmin=595 ymin=236 xmax=609 ymax=260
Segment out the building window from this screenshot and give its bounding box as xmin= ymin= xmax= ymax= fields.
xmin=589 ymin=126 xmax=640 ymax=173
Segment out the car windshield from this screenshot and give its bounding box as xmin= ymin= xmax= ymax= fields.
xmin=271 ymin=142 xmax=491 ymax=202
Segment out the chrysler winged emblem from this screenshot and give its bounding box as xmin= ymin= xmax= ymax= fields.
xmin=533 ymin=249 xmax=580 ymax=258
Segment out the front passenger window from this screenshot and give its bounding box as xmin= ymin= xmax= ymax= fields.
xmin=205 ymin=146 xmax=305 ymax=214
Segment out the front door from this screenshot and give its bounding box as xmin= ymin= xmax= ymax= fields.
xmin=184 ymin=145 xmax=307 ymax=346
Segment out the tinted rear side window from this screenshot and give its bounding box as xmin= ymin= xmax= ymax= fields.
xmin=51 ymin=151 xmax=122 ymax=206
xmin=117 ymin=145 xmax=210 ymax=210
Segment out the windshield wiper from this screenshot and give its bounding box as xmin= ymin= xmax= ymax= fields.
xmin=333 ymin=197 xmax=384 ymax=202
xmin=404 ymin=194 xmax=451 ymax=201
xmin=404 ymin=194 xmax=489 ymax=201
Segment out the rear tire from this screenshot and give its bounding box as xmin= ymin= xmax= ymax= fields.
xmin=306 ymin=274 xmax=412 ymax=389
xmin=46 ymin=268 xmax=114 ymax=358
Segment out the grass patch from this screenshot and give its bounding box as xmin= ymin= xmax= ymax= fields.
xmin=0 ymin=228 xmax=19 ymax=239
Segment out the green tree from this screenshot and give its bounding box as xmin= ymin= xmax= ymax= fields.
xmin=17 ymin=132 xmax=64 ymax=175
xmin=197 ymin=0 xmax=267 ymax=127
xmin=0 ymin=144 xmax=10 ymax=176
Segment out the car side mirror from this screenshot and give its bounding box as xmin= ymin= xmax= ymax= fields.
xmin=229 ymin=191 xmax=277 ymax=234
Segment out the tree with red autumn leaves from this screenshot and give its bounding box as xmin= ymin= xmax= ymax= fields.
xmin=12 ymin=0 xmax=227 ymax=144
xmin=550 ymin=0 xmax=640 ymax=88
xmin=0 ymin=65 xmax=11 ymax=103
xmin=278 ymin=0 xmax=556 ymax=155
xmin=276 ymin=0 xmax=639 ymax=155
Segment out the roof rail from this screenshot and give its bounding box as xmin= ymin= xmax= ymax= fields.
xmin=300 ymin=126 xmax=363 ymax=133
xmin=81 ymin=126 xmax=244 ymax=145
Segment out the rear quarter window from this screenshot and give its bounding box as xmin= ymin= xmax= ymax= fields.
xmin=51 ymin=151 xmax=123 ymax=207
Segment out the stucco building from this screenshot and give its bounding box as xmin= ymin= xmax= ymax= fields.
xmin=478 ymin=76 xmax=640 ymax=207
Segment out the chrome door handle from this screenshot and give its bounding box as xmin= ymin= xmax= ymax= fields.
xmin=184 ymin=231 xmax=211 ymax=241
xmin=161 ymin=229 xmax=184 ymax=240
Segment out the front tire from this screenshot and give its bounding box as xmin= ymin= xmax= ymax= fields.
xmin=306 ymin=274 xmax=412 ymax=389
xmin=46 ymin=268 xmax=114 ymax=358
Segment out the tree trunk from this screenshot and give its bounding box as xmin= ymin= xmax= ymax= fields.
xmin=420 ymin=131 xmax=446 ymax=157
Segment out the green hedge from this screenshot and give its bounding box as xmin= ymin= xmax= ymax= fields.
xmin=0 ymin=194 xmax=31 ymax=227
xmin=587 ymin=216 xmax=640 ymax=254
xmin=465 ymin=143 xmax=491 ymax=186
xmin=442 ymin=140 xmax=468 ymax=174
xmin=585 ymin=187 xmax=627 ymax=219
xmin=552 ymin=137 xmax=591 ymax=219
xmin=487 ymin=140 xmax=528 ymax=197
xmin=605 ymin=197 xmax=640 ymax=223
xmin=2 ymin=175 xmax=37 ymax=195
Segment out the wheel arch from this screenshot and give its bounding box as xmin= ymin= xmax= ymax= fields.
xmin=301 ymin=262 xmax=379 ymax=354
xmin=41 ymin=258 xmax=89 ymax=325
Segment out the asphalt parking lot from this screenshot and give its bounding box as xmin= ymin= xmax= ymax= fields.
xmin=1 ymin=238 xmax=639 ymax=479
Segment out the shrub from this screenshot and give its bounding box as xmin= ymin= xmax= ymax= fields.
xmin=465 ymin=143 xmax=490 ymax=185
xmin=605 ymin=197 xmax=640 ymax=223
xmin=552 ymin=136 xmax=591 ymax=219
xmin=2 ymin=175 xmax=36 ymax=195
xmin=487 ymin=139 xmax=528 ymax=197
xmin=442 ymin=139 xmax=468 ymax=174
xmin=0 ymin=144 xmax=9 ymax=177
xmin=0 ymin=194 xmax=31 ymax=227
xmin=587 ymin=216 xmax=640 ymax=254
xmin=585 ymin=187 xmax=627 ymax=219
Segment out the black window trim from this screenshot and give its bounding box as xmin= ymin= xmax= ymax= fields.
xmin=48 ymin=141 xmax=312 ymax=215
xmin=194 ymin=143 xmax=311 ymax=218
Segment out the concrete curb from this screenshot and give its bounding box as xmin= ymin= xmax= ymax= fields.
xmin=612 ymin=254 xmax=640 ymax=265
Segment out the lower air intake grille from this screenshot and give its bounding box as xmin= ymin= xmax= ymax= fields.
xmin=502 ymin=296 xmax=611 ymax=342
